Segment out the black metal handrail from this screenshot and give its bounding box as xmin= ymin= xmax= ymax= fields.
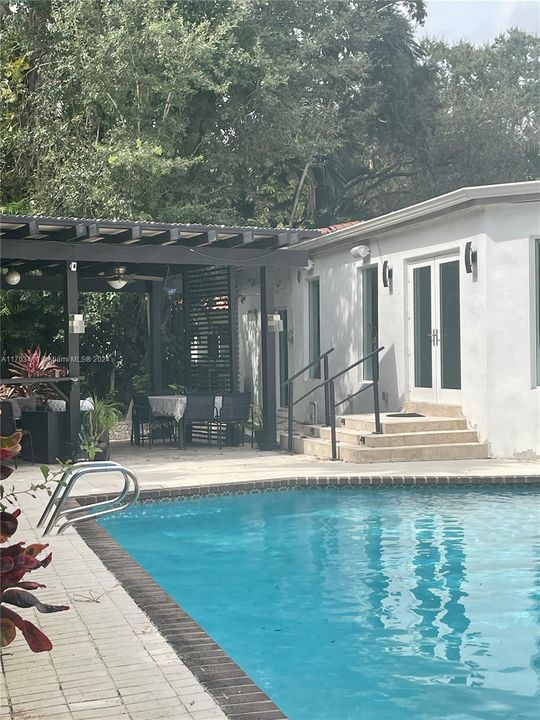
xmin=327 ymin=346 xmax=384 ymax=459
xmin=282 ymin=347 xmax=335 ymax=452
xmin=286 ymin=346 xmax=385 ymax=460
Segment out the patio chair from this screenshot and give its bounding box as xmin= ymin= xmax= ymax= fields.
xmin=217 ymin=392 xmax=251 ymax=449
xmin=0 ymin=400 xmax=34 ymax=466
xmin=131 ymin=395 xmax=153 ymax=448
xmin=181 ymin=394 xmax=217 ymax=449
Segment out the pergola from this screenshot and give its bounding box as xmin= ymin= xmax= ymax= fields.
xmin=0 ymin=214 xmax=319 ymax=453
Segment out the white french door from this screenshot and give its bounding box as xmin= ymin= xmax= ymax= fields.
xmin=407 ymin=256 xmax=462 ymax=404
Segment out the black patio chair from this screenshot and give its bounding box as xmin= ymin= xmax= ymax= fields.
xmin=131 ymin=395 xmax=153 ymax=448
xmin=0 ymin=400 xmax=34 ymax=466
xmin=131 ymin=395 xmax=177 ymax=448
xmin=181 ymin=394 xmax=217 ymax=449
xmin=217 ymin=392 xmax=251 ymax=449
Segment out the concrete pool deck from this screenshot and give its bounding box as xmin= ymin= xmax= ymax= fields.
xmin=2 ymin=445 xmax=539 ymax=720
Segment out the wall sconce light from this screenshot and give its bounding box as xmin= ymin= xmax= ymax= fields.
xmin=306 ymin=259 xmax=315 ymax=272
xmin=68 ymin=314 xmax=85 ymax=334
xmin=350 ymin=244 xmax=370 ymax=259
xmin=464 ymin=241 xmax=477 ymax=274
xmin=267 ymin=314 xmax=284 ymax=333
xmin=382 ymin=260 xmax=393 ymax=288
xmin=5 ymin=269 xmax=21 ymax=286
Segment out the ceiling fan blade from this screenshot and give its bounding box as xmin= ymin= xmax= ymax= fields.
xmin=129 ymin=274 xmax=164 ymax=281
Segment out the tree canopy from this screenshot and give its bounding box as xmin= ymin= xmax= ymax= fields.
xmin=2 ymin=2 xmax=537 ymax=226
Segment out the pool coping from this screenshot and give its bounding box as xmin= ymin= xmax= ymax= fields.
xmin=75 ymin=472 xmax=540 ymax=507
xmin=73 ymin=474 xmax=540 ymax=720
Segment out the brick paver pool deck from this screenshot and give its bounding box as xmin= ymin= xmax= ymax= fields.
xmin=2 ymin=444 xmax=539 ymax=720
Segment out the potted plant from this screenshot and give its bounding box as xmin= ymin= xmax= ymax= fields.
xmin=250 ymin=403 xmax=265 ymax=448
xmin=79 ymin=396 xmax=121 ymax=461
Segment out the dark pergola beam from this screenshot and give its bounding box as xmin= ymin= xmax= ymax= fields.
xmin=0 ymin=238 xmax=309 ymax=268
xmin=51 ymin=223 xmax=87 ymax=242
xmin=1 ymin=221 xmax=40 ymax=238
xmin=148 ymin=282 xmax=163 ymax=393
xmin=259 ymin=266 xmax=278 ymax=450
xmin=64 ymin=262 xmax=81 ymax=457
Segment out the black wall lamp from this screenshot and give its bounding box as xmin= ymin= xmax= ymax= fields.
xmin=464 ymin=241 xmax=477 ymax=274
xmin=382 ymin=260 xmax=393 ymax=288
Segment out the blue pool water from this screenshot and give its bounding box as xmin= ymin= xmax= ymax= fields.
xmin=101 ymin=487 xmax=540 ymax=720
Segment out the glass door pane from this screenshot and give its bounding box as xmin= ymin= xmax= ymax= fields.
xmin=439 ymin=260 xmax=461 ymax=390
xmin=413 ymin=266 xmax=433 ymax=388
xmin=308 ymin=279 xmax=321 ymax=378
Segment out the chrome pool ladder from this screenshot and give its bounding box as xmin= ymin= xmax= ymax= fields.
xmin=37 ymin=461 xmax=140 ymax=536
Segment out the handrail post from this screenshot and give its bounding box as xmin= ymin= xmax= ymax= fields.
xmin=323 ymin=353 xmax=331 ymax=426
xmin=372 ymin=351 xmax=382 ymax=434
xmin=329 ymin=379 xmax=337 ymax=460
xmin=287 ymin=381 xmax=294 ymax=453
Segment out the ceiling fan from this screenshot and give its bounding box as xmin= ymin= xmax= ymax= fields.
xmin=88 ymin=265 xmax=164 ymax=289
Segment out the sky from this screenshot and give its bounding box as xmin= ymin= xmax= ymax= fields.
xmin=418 ymin=0 xmax=540 ymax=45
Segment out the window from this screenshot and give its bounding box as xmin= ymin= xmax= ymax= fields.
xmin=362 ymin=266 xmax=378 ymax=380
xmin=536 ymin=239 xmax=540 ymax=385
xmin=308 ymin=278 xmax=321 ymax=378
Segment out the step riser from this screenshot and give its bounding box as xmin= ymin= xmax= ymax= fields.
xmin=339 ymin=443 xmax=489 ymax=463
xmin=281 ymin=434 xmax=489 ymax=463
xmin=314 ymin=428 xmax=479 ymax=447
xmin=337 ymin=418 xmax=468 ymax=433
xmin=403 ymin=402 xmax=464 ymax=418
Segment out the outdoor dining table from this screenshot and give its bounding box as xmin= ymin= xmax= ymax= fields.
xmin=127 ymin=394 xmax=223 ymax=447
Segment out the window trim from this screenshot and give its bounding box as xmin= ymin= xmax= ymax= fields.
xmin=361 ymin=264 xmax=379 ymax=382
xmin=532 ymin=236 xmax=540 ymax=387
xmin=307 ymin=277 xmax=321 ymax=379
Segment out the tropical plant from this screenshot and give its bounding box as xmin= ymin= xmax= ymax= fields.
xmin=131 ymin=374 xmax=151 ymax=394
xmin=0 ymin=432 xmax=69 ymax=653
xmin=77 ymin=428 xmax=101 ymax=462
xmin=79 ymin=396 xmax=121 ymax=459
xmin=167 ymin=383 xmax=187 ymax=395
xmin=8 ymin=346 xmax=62 ymax=401
xmin=249 ymin=403 xmax=263 ymax=432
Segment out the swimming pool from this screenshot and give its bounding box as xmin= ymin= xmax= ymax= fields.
xmin=101 ymin=486 xmax=540 ymax=720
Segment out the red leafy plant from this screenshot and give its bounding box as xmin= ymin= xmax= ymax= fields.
xmin=1 ymin=429 xmax=69 ymax=652
xmin=9 ymin=346 xmax=64 ymax=400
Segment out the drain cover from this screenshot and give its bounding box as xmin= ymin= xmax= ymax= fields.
xmin=386 ymin=412 xmax=425 ymax=418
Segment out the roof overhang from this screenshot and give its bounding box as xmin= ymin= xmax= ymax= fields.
xmin=302 ymin=181 xmax=540 ymax=253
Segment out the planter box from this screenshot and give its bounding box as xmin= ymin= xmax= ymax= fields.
xmin=21 ymin=410 xmax=68 ymax=464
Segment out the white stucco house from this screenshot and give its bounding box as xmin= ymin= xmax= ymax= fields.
xmin=238 ymin=181 xmax=540 ymax=461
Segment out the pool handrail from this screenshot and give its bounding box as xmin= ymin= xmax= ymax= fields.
xmin=38 ymin=460 xmax=140 ymax=535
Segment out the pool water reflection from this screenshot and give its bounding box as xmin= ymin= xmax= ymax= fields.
xmin=102 ymin=486 xmax=540 ymax=720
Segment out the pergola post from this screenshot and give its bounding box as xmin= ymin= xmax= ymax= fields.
xmin=64 ymin=261 xmax=80 ymax=457
xmin=259 ymin=266 xmax=278 ymax=449
xmin=149 ymin=281 xmax=163 ymax=393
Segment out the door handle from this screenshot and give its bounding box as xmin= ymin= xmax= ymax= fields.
xmin=428 ymin=329 xmax=439 ymax=346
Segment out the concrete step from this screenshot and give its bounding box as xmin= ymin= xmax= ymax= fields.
xmin=338 ymin=441 xmax=489 ymax=463
xmin=336 ymin=414 xmax=468 ymax=434
xmin=280 ymin=433 xmax=489 ymax=463
xmin=403 ymin=401 xmax=464 ymax=418
xmin=308 ymin=426 xmax=479 ymax=447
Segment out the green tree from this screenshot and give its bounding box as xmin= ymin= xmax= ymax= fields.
xmin=1 ymin=0 xmax=428 ymax=225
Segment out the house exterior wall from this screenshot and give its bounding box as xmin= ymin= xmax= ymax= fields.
xmin=237 ymin=198 xmax=540 ymax=458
